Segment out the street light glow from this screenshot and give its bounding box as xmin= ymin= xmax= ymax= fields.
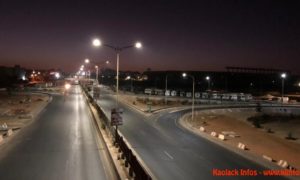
xmin=105 ymin=60 xmax=110 ymax=64
xmin=92 ymin=38 xmax=101 ymax=47
xmin=206 ymin=76 xmax=210 ymax=80
xmin=281 ymin=73 xmax=287 ymax=79
xmin=55 ymin=72 xmax=60 ymax=79
xmin=65 ymin=83 xmax=71 ymax=90
xmin=95 ymin=65 xmax=98 ymax=69
xmin=182 ymin=73 xmax=187 ymax=77
xmin=126 ymin=75 xmax=131 ymax=80
xmin=135 ymin=42 xmax=142 ymax=48
xmin=85 ymin=59 xmax=90 ymax=63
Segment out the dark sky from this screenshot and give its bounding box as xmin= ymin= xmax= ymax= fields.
xmin=0 ymin=0 xmax=300 ymax=73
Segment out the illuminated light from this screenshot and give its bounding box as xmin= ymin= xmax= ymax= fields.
xmin=126 ymin=76 xmax=131 ymax=80
xmin=298 ymin=82 xmax=300 ymax=87
xmin=65 ymin=83 xmax=71 ymax=90
xmin=22 ymin=76 xmax=26 ymax=81
xmin=93 ymin=38 xmax=101 ymax=47
xmin=37 ymin=72 xmax=41 ymax=75
xmin=81 ymin=72 xmax=85 ymax=76
xmin=182 ymin=73 xmax=187 ymax=77
xmin=281 ymin=73 xmax=287 ymax=79
xmin=206 ymin=76 xmax=210 ymax=80
xmin=106 ymin=60 xmax=110 ymax=64
xmin=135 ymin=42 xmax=142 ymax=48
xmin=95 ymin=65 xmax=98 ymax=69
xmin=85 ymin=59 xmax=90 ymax=63
xmin=55 ymin=72 xmax=60 ymax=79
xmin=32 ymin=70 xmax=35 ymax=74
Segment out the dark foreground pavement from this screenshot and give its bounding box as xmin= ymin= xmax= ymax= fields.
xmin=0 ymin=86 xmax=117 ymax=180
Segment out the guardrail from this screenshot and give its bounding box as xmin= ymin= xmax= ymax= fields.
xmin=82 ymin=86 xmax=152 ymax=180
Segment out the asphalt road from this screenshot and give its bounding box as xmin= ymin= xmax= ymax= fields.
xmin=98 ymin=90 xmax=285 ymax=180
xmin=0 ymin=86 xmax=117 ymax=180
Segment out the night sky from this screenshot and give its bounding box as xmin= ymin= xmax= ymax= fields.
xmin=0 ymin=1 xmax=300 ymax=74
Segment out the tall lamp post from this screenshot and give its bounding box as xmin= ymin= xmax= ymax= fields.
xmin=84 ymin=59 xmax=91 ymax=80
xmin=85 ymin=59 xmax=109 ymax=84
xmin=182 ymin=73 xmax=195 ymax=121
xmin=92 ymin=38 xmax=142 ymax=106
xmin=280 ymin=73 xmax=287 ymax=104
xmin=206 ymin=76 xmax=211 ymax=104
xmin=165 ymin=74 xmax=170 ymax=104
xmin=206 ymin=76 xmax=210 ymax=90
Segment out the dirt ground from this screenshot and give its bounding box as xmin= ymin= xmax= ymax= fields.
xmin=0 ymin=91 xmax=50 ymax=136
xmin=185 ymin=108 xmax=300 ymax=169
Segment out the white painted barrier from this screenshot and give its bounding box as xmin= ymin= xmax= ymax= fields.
xmin=0 ymin=134 xmax=3 ymax=143
xmin=262 ymin=155 xmax=273 ymax=162
xmin=277 ymin=160 xmax=289 ymax=168
xmin=199 ymin=126 xmax=205 ymax=132
xmin=218 ymin=134 xmax=225 ymax=140
xmin=210 ymin=132 xmax=217 ymax=137
xmin=7 ymin=129 xmax=13 ymax=136
xmin=237 ymin=142 xmax=246 ymax=150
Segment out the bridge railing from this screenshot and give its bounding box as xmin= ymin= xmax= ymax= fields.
xmin=81 ymin=86 xmax=152 ymax=180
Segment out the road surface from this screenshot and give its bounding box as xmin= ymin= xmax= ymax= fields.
xmin=98 ymin=90 xmax=285 ymax=180
xmin=0 ymin=86 xmax=117 ymax=180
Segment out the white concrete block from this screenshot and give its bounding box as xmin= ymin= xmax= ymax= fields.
xmin=210 ymin=131 xmax=217 ymax=137
xmin=199 ymin=126 xmax=205 ymax=132
xmin=237 ymin=142 xmax=246 ymax=150
xmin=7 ymin=129 xmax=13 ymax=136
xmin=278 ymin=160 xmax=289 ymax=168
xmin=262 ymin=155 xmax=273 ymax=162
xmin=218 ymin=134 xmax=225 ymax=140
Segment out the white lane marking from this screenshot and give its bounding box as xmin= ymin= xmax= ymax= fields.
xmin=164 ymin=150 xmax=174 ymax=160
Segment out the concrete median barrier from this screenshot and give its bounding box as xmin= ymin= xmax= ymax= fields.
xmin=262 ymin=155 xmax=273 ymax=162
xmin=210 ymin=131 xmax=217 ymax=137
xmin=199 ymin=126 xmax=205 ymax=132
xmin=7 ymin=129 xmax=13 ymax=137
xmin=237 ymin=142 xmax=246 ymax=150
xmin=218 ymin=134 xmax=225 ymax=140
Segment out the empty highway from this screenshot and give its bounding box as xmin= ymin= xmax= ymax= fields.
xmin=98 ymin=89 xmax=285 ymax=180
xmin=0 ymin=86 xmax=117 ymax=180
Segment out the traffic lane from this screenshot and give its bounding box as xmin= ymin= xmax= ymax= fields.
xmin=0 ymin=87 xmax=111 ymax=180
xmin=98 ymin=93 xmax=285 ymax=180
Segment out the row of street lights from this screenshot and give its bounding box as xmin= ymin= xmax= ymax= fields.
xmin=181 ymin=72 xmax=288 ymax=121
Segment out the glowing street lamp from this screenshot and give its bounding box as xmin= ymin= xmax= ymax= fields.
xmin=65 ymin=83 xmax=71 ymax=90
xmin=55 ymin=72 xmax=60 ymax=79
xmin=280 ymin=73 xmax=287 ymax=104
xmin=206 ymin=76 xmax=210 ymax=90
xmin=85 ymin=58 xmax=90 ymax=64
xmin=92 ymin=38 xmax=142 ymax=106
xmin=182 ymin=73 xmax=195 ymax=121
xmin=126 ymin=75 xmax=133 ymax=92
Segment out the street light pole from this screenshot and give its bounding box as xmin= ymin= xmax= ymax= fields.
xmin=281 ymin=73 xmax=286 ymax=105
xmin=165 ymin=74 xmax=169 ymax=104
xmin=116 ymin=52 xmax=120 ymax=105
xmin=92 ymin=38 xmax=142 ymax=107
xmin=95 ymin=66 xmax=99 ymax=83
xmin=182 ymin=73 xmax=195 ymax=121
